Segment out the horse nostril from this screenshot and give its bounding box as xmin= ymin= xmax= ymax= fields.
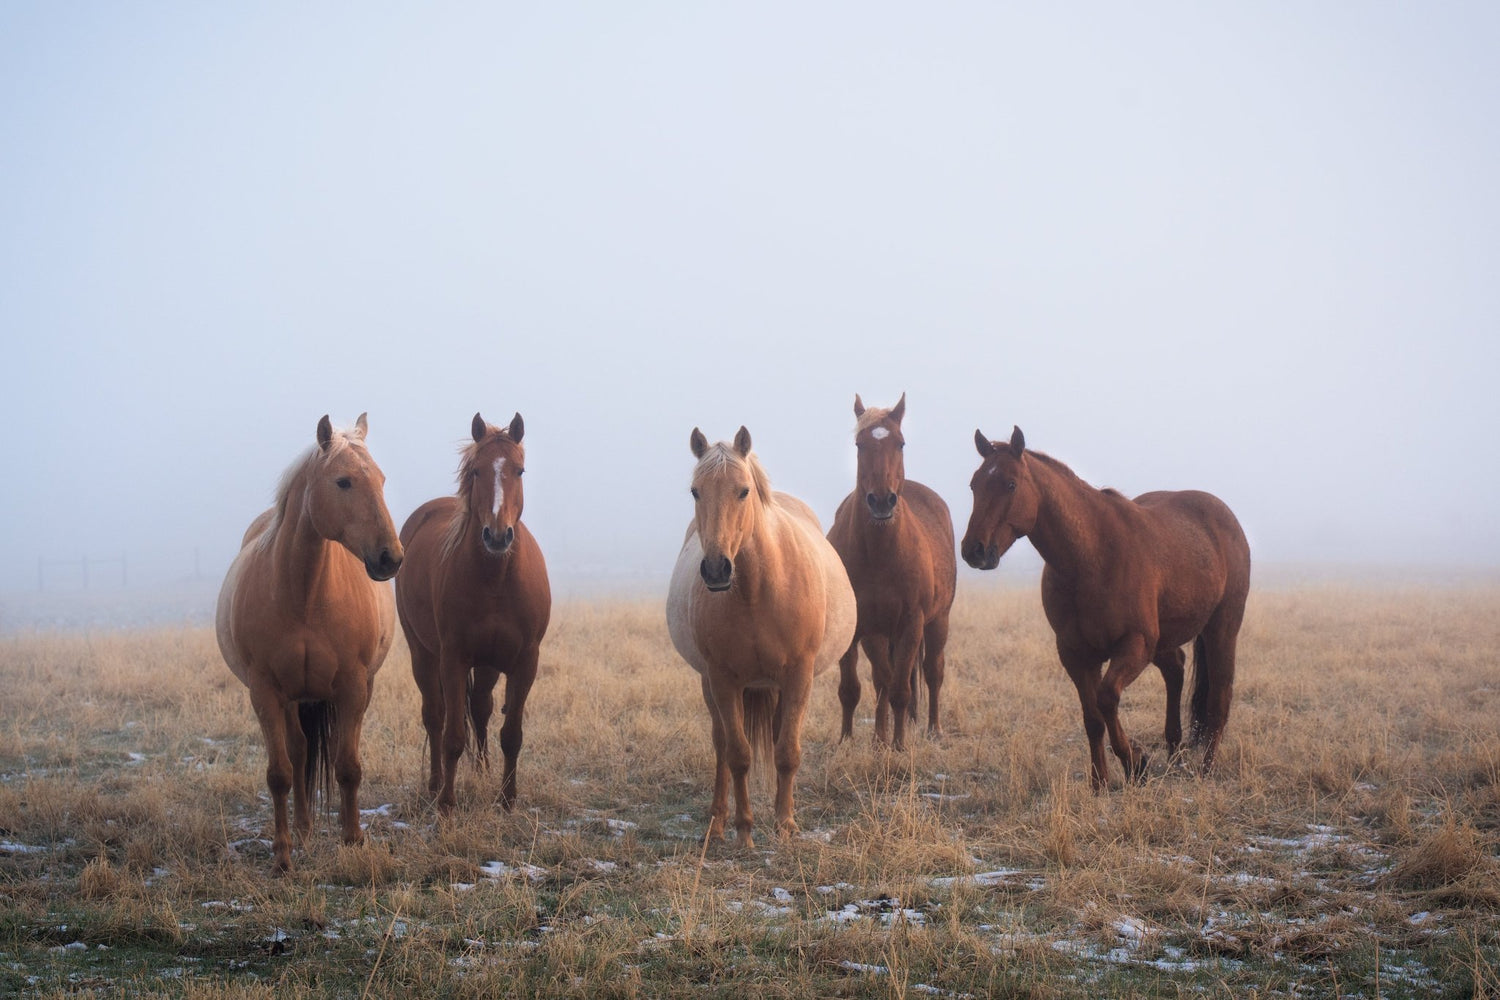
xmin=503 ymin=526 xmax=515 ymax=546
xmin=885 ymin=493 xmax=898 ymax=510
xmin=865 ymin=493 xmax=878 ymax=508
xmin=482 ymin=526 xmax=493 ymax=544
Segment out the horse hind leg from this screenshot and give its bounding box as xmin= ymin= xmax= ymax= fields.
xmin=863 ymin=636 xmax=895 ymax=746
xmin=496 ymin=650 xmax=538 ymax=812
xmin=470 ymin=665 xmax=502 ymax=775
xmin=284 ymin=703 xmax=312 ymax=842
xmin=1153 ymin=646 xmax=1186 ymax=760
xmin=1193 ymin=605 xmax=1243 ymax=775
xmin=922 ymin=614 xmax=950 ymax=738
xmin=410 ymin=646 xmax=445 ymax=796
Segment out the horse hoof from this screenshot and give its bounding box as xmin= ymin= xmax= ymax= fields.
xmin=736 ymin=828 xmax=756 ymax=850
xmin=1132 ymin=753 xmax=1150 ymax=783
xmin=776 ymin=821 xmax=800 ymax=841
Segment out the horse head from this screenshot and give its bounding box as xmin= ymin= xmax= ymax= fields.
xmin=688 ymin=426 xmax=767 ymax=592
xmin=961 ymin=425 xmax=1036 ymax=570
xmin=852 ymin=392 xmax=907 ymax=522
xmin=308 ymin=413 xmax=403 ymax=580
xmin=464 ymin=412 xmax=527 ymax=557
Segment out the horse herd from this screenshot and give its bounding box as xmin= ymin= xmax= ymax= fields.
xmin=215 ymin=398 xmax=1250 ymax=871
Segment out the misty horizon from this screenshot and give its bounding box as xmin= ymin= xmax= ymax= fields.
xmin=3 ymin=4 xmax=1497 ymax=606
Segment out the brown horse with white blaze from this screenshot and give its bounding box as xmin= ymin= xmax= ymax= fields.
xmin=667 ymin=427 xmax=856 ymax=846
xmin=827 ymin=393 xmax=956 ymax=748
xmin=961 ymin=426 xmax=1250 ymax=790
xmin=395 ymin=412 xmax=551 ymax=813
xmin=216 ymin=414 xmax=403 ymax=872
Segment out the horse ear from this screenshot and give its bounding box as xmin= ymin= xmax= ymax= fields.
xmin=1010 ymin=425 xmax=1026 ymax=455
xmin=690 ymin=428 xmax=709 ymax=459
xmin=471 ymin=413 xmax=487 ymax=442
xmin=890 ymin=392 xmax=906 ymax=425
xmin=733 ymin=426 xmax=752 ymax=457
xmin=317 ymin=415 xmax=334 ymax=452
xmin=853 ymin=394 xmax=865 ymax=418
xmin=354 ymin=412 xmax=368 ymax=438
xmin=974 ymin=429 xmax=994 ymax=458
xmin=508 ymin=412 xmax=525 ymax=443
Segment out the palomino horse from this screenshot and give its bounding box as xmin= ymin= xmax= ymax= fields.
xmin=961 ymin=427 xmax=1250 ymax=790
xmin=828 ymin=393 xmax=956 ymax=748
xmin=395 ymin=413 xmax=550 ymax=813
xmin=667 ymin=427 xmax=855 ymax=846
xmin=216 ymin=414 xmax=403 ymax=871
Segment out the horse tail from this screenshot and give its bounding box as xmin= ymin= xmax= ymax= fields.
xmin=1188 ymin=634 xmax=1211 ymax=745
xmin=742 ymin=688 xmax=779 ymax=782
xmin=298 ymin=701 xmax=336 ymax=813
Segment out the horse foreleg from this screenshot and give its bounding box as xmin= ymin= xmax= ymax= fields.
xmin=773 ymin=666 xmax=814 ymax=839
xmin=1061 ymin=652 xmax=1111 ymax=792
xmin=1153 ymin=646 xmax=1186 ymax=759
xmin=864 ymin=636 xmax=895 ymax=746
xmin=437 ymin=655 xmax=469 ymax=814
xmin=701 ymin=676 xmax=729 ymax=842
xmin=1100 ymin=636 xmax=1152 ymax=783
xmin=249 ymin=684 xmax=295 ymax=872
xmin=707 ymin=678 xmax=755 ymax=847
xmin=496 ymin=649 xmax=538 ymax=811
xmin=922 ymin=613 xmax=950 ymax=738
xmin=332 ymin=677 xmax=371 ymax=846
xmin=836 ymin=640 xmax=861 ymax=742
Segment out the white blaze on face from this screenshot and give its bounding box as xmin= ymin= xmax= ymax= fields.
xmin=491 ymin=458 xmax=505 ymax=516
xmin=870 ymin=426 xmax=890 ymax=440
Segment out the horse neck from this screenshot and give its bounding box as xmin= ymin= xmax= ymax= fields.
xmin=269 ymin=468 xmax=345 ymax=605
xmin=853 ymin=499 xmax=918 ymax=558
xmin=730 ymin=500 xmax=782 ymax=599
xmin=1025 ymin=457 xmax=1111 ymax=582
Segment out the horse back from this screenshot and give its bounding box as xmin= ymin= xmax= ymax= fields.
xmin=1132 ymin=489 xmax=1251 ymax=641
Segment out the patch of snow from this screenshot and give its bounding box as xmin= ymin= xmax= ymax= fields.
xmin=479 ymin=860 xmax=547 ymax=882
xmin=839 ymin=960 xmax=889 ymax=974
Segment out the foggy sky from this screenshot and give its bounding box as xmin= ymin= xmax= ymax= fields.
xmin=3 ymin=3 xmax=1498 ymax=597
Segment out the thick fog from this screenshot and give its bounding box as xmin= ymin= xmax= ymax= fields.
xmin=2 ymin=4 xmax=1497 ymax=606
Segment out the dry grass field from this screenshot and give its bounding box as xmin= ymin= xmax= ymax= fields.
xmin=1 ymin=582 xmax=1498 ymax=998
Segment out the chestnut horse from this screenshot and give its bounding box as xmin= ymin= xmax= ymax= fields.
xmin=827 ymin=393 xmax=956 ymax=748
xmin=961 ymin=427 xmax=1250 ymax=790
xmin=395 ymin=413 xmax=551 ymax=813
xmin=667 ymin=427 xmax=856 ymax=846
xmin=216 ymin=414 xmax=403 ymax=871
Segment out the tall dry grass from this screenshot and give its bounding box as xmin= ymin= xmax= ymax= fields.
xmin=0 ymin=582 xmax=1497 ymax=997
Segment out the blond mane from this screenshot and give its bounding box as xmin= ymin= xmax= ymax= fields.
xmin=692 ymin=442 xmax=773 ymax=506
xmin=854 ymin=405 xmax=897 ymax=434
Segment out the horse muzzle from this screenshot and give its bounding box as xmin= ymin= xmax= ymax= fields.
xmin=961 ymin=539 xmax=1000 ymax=571
xmin=365 ymin=546 xmax=402 ymax=581
xmin=865 ymin=492 xmax=898 ymax=521
xmin=482 ymin=524 xmax=516 ymax=555
xmin=700 ymin=555 xmax=733 ymax=592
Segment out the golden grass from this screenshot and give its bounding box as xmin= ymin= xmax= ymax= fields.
xmin=0 ymin=582 xmax=1497 ymax=997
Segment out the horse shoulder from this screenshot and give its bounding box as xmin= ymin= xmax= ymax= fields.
xmin=826 ymin=491 xmax=860 ymax=559
xmin=400 ymin=496 xmax=460 ymax=548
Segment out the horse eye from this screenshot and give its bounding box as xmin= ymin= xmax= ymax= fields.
xmin=336 ymin=477 xmax=352 ymax=490
xmin=1006 ymin=480 xmax=1018 ymax=492
xmin=470 ymin=469 xmax=480 ymax=480
xmin=690 ymin=488 xmax=700 ymax=500
xmin=738 ymin=488 xmax=750 ymax=501
xmin=516 ymin=467 xmax=525 ymax=477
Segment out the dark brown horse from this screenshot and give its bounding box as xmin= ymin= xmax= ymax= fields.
xmin=216 ymin=414 xmax=403 ymax=871
xmin=827 ymin=393 xmax=956 ymax=749
xmin=395 ymin=413 xmax=551 ymax=813
xmin=961 ymin=426 xmax=1250 ymax=789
